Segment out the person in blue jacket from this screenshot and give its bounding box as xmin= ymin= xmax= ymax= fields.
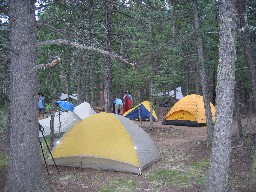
xmin=38 ymin=92 xmax=45 ymax=119
xmin=114 ymin=98 xmax=123 ymax=115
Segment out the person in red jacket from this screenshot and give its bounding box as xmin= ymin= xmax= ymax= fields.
xmin=123 ymin=91 xmax=133 ymax=114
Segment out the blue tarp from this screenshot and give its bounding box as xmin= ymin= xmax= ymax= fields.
xmin=56 ymin=100 xmax=74 ymax=112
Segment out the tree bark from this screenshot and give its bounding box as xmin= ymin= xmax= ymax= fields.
xmin=85 ymin=1 xmax=94 ymax=104
xmin=103 ymin=0 xmax=114 ymax=112
xmin=77 ymin=51 xmax=83 ymax=104
xmin=206 ymin=0 xmax=237 ymax=191
xmin=149 ymin=75 xmax=153 ymax=129
xmin=49 ymin=71 xmax=56 ymax=147
xmin=192 ymin=0 xmax=214 ymax=141
xmin=5 ymin=1 xmax=50 ymax=191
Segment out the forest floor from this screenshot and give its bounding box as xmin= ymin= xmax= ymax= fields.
xmin=0 ymin=114 xmax=256 ymax=192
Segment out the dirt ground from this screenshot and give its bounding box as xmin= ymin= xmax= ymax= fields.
xmin=0 ymin=116 xmax=256 ymax=192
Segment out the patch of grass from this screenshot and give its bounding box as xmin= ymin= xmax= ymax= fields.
xmin=191 ymin=158 xmax=210 ymax=170
xmin=146 ymin=169 xmax=191 ymax=186
xmin=146 ymin=158 xmax=209 ymax=188
xmin=100 ymin=178 xmax=137 ymax=192
xmin=0 ymin=153 xmax=8 ymax=168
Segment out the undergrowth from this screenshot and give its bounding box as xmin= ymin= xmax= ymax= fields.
xmin=145 ymin=158 xmax=209 ymax=188
xmin=100 ymin=178 xmax=137 ymax=192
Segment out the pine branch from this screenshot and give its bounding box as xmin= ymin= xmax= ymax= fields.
xmin=37 ymin=39 xmax=135 ymax=67
xmin=34 ymin=58 xmax=61 ymax=70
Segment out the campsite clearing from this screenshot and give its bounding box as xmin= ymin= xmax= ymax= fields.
xmin=0 ymin=116 xmax=256 ymax=191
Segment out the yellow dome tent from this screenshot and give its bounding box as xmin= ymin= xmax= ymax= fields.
xmin=48 ymin=112 xmax=160 ymax=174
xmin=162 ymin=94 xmax=216 ymax=127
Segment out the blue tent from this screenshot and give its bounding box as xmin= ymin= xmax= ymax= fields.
xmin=123 ymin=101 xmax=158 ymax=121
xmin=56 ymin=100 xmax=74 ymax=112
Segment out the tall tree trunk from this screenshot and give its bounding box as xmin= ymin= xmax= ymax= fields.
xmin=61 ymin=48 xmax=71 ymax=99
xmin=206 ymin=0 xmax=237 ymax=191
xmin=85 ymin=0 xmax=94 ymax=105
xmin=237 ymin=0 xmax=256 ymax=108
xmin=49 ymin=71 xmax=55 ymax=148
xmin=103 ymin=0 xmax=113 ymax=112
xmin=6 ymin=1 xmax=50 ymax=191
xmin=149 ymin=74 xmax=153 ymax=129
xmin=195 ymin=65 xmax=201 ymax=94
xmin=85 ymin=46 xmax=92 ymax=105
xmin=192 ymin=0 xmax=214 ymax=141
xmin=66 ymin=54 xmax=72 ymax=101
xmin=99 ymin=75 xmax=104 ymax=109
xmin=77 ymin=51 xmax=83 ymax=104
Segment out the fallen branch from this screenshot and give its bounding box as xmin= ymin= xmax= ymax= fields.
xmin=34 ymin=58 xmax=61 ymax=70
xmin=37 ymin=39 xmax=135 ymax=67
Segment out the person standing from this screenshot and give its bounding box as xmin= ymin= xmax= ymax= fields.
xmin=38 ymin=92 xmax=45 ymax=119
xmin=114 ymin=98 xmax=123 ymax=115
xmin=123 ymin=91 xmax=132 ymax=114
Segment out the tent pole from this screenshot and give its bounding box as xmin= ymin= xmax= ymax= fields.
xmin=39 ymin=138 xmax=49 ymax=175
xmin=58 ymin=110 xmax=61 ymax=138
xmin=139 ymin=105 xmax=142 ymax=126
xmin=39 ymin=124 xmax=60 ymax=175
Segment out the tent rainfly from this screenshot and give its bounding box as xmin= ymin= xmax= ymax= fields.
xmin=123 ymin=101 xmax=158 ymax=121
xmin=162 ymin=94 xmax=216 ymax=127
xmin=74 ymin=101 xmax=96 ymax=119
xmin=48 ymin=112 xmax=160 ymax=174
xmin=39 ymin=111 xmax=80 ymax=137
xmin=39 ymin=102 xmax=96 ymax=137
